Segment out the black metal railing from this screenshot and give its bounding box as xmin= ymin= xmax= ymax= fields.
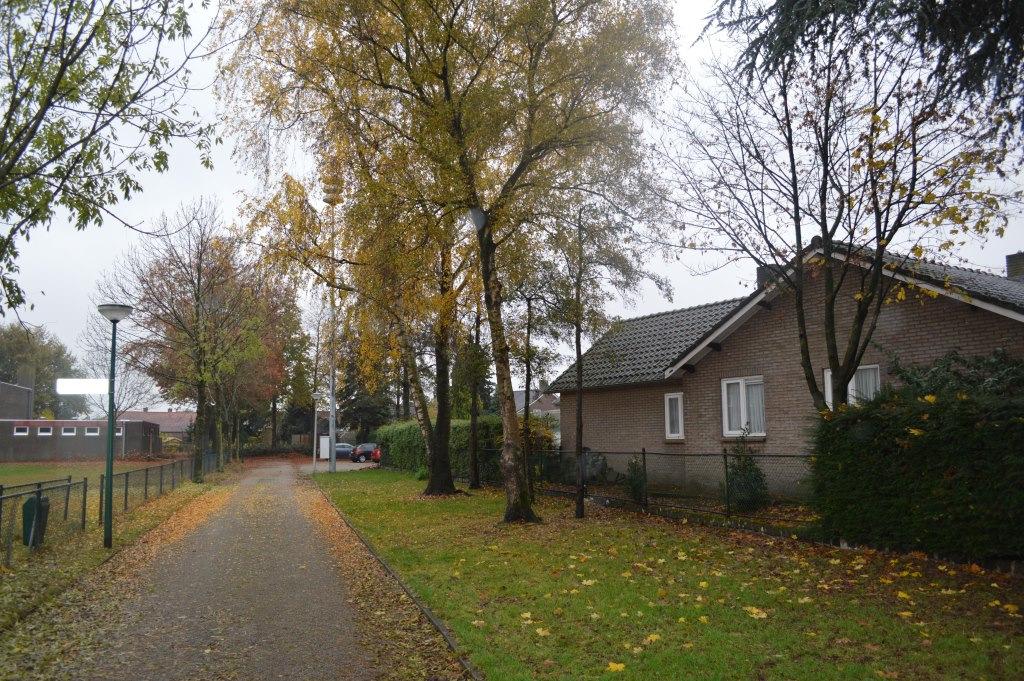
xmin=0 ymin=452 xmax=220 ymax=568
xmin=478 ymin=448 xmax=817 ymax=531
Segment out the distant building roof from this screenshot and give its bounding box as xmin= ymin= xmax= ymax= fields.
xmin=121 ymin=410 xmax=195 ymax=433
xmin=513 ymin=389 xmax=542 ymax=412
xmin=548 ymin=299 xmax=744 ymax=392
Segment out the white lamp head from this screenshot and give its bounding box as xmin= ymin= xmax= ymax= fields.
xmin=97 ymin=303 xmax=133 ymax=323
xmin=468 ymin=207 xmax=487 ymax=231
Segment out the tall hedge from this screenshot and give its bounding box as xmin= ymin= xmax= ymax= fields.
xmin=812 ymin=351 xmax=1024 ymax=561
xmin=372 ymin=415 xmax=554 ymax=485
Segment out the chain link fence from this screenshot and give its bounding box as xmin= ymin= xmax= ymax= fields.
xmin=482 ymin=448 xmax=817 ymax=532
xmin=0 ymin=452 xmax=219 ymax=568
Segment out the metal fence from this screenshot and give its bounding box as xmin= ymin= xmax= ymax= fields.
xmin=0 ymin=452 xmax=219 ymax=568
xmin=0 ymin=477 xmax=89 ymax=567
xmin=486 ymin=448 xmax=818 ymax=531
xmin=98 ymin=458 xmax=191 ymax=523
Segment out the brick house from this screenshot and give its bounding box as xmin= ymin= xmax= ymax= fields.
xmin=549 ymin=251 xmax=1024 ymax=466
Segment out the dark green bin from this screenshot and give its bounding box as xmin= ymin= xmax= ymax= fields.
xmin=22 ymin=496 xmax=50 ymax=548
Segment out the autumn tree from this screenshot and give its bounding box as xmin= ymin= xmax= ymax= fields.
xmin=544 ymin=160 xmax=670 ymax=516
xmin=0 ymin=0 xmax=216 ymax=313
xmin=224 ymin=0 xmax=675 ymax=521
xmin=103 ymin=199 xmax=268 ymax=480
xmin=661 ymin=20 xmax=1019 ymax=409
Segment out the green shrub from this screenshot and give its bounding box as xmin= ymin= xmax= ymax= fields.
xmin=415 ymin=466 xmax=428 ymax=481
xmin=371 ymin=416 xmax=553 ymax=485
xmin=626 ymin=455 xmax=646 ymax=505
xmin=812 ymin=351 xmax=1024 ymax=561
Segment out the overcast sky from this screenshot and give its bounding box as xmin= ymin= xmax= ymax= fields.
xmin=10 ymin=0 xmax=1024 ymax=390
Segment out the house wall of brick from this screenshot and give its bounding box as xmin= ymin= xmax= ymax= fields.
xmin=560 ymin=270 xmax=1024 ymax=465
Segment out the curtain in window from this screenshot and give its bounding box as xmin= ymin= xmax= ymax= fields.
xmin=726 ymin=382 xmax=742 ymax=431
xmin=745 ymin=381 xmax=766 ymax=434
xmin=667 ymin=396 xmax=681 ymax=435
xmin=853 ymin=366 xmax=881 ymax=402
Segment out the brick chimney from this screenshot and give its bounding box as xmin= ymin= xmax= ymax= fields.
xmin=1007 ymin=252 xmax=1024 ymax=282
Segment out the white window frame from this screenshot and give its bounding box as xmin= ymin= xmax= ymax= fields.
xmin=721 ymin=376 xmax=766 ymax=437
xmin=62 ymin=427 xmax=77 ymax=437
xmin=663 ymin=392 xmax=684 ymax=440
xmin=115 ymin=426 xmax=123 ymax=437
xmin=823 ymin=365 xmax=881 ymax=409
xmin=13 ymin=426 xmax=29 ymax=437
xmin=84 ymin=427 xmax=100 ymax=437
xmin=37 ymin=426 xmax=53 ymax=437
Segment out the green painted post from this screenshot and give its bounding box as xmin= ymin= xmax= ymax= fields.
xmin=81 ymin=478 xmax=88 ymax=530
xmin=102 ymin=320 xmax=118 ymax=548
xmin=123 ymin=472 xmax=129 ymax=512
xmin=98 ymin=473 xmax=104 ymax=524
xmin=63 ymin=476 xmax=71 ymax=521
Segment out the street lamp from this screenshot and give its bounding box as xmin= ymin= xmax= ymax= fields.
xmin=468 ymin=207 xmax=487 ymax=232
xmin=311 ymin=392 xmax=324 ymax=472
xmin=98 ymin=303 xmax=132 ymax=549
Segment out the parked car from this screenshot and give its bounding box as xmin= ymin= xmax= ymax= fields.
xmin=334 ymin=443 xmax=354 ymax=459
xmin=352 ymin=442 xmax=381 ymax=463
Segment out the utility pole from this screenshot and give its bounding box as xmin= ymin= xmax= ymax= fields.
xmin=323 ymin=173 xmax=342 ymax=474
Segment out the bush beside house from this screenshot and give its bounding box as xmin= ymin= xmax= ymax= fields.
xmin=812 ymin=351 xmax=1024 ymax=561
xmin=372 ymin=416 xmax=554 ymax=484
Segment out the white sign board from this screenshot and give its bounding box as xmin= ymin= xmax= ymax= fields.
xmin=56 ymin=378 xmax=107 ymax=395
xmin=319 ymin=435 xmax=331 ymax=460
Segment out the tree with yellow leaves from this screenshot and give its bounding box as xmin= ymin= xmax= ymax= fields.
xmin=224 ymin=0 xmax=676 ymax=521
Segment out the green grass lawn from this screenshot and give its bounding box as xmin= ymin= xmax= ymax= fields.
xmin=315 ymin=469 xmax=1023 ymax=680
xmin=0 ymin=461 xmax=141 ymax=489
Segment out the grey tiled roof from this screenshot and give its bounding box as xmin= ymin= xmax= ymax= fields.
xmin=548 ymin=299 xmax=744 ymax=392
xmin=889 ymin=256 xmax=1024 ymax=315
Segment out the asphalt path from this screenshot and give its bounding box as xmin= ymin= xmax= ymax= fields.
xmin=89 ymin=460 xmax=375 ymax=681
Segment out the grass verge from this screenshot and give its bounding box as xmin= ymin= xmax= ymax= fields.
xmin=0 ymin=460 xmax=150 ymax=489
xmin=315 ymin=469 xmax=1023 ymax=680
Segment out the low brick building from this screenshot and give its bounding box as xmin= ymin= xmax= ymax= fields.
xmin=0 ymin=419 xmax=161 ymax=462
xmin=550 ymin=251 xmax=1024 ymax=476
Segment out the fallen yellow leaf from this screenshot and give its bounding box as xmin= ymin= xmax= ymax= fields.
xmin=607 ymin=662 xmax=626 ymax=672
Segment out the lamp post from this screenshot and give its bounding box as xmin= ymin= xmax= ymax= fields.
xmin=98 ymin=303 xmax=132 ymax=549
xmin=311 ymin=392 xmax=324 ymax=472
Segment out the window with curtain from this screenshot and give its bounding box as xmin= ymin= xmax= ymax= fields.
xmin=823 ymin=365 xmax=881 ymax=408
xmin=664 ymin=392 xmax=684 ymax=439
xmin=721 ymin=377 xmax=766 ymax=436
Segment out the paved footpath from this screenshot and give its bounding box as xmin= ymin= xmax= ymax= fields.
xmin=89 ymin=460 xmax=375 ymax=681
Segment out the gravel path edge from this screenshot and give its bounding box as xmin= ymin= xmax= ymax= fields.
xmin=312 ymin=483 xmax=486 ymax=681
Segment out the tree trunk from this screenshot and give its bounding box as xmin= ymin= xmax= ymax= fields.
xmin=477 ymin=221 xmax=539 ymax=522
xmin=213 ymin=413 xmax=224 ymax=471
xmin=523 ymin=296 xmax=534 ymax=501
xmin=398 ymin=330 xmax=438 ymax=478
xmin=574 ymin=297 xmax=585 ymax=518
xmin=192 ymin=380 xmax=208 ymax=483
xmin=425 ymin=296 xmax=457 ymax=495
xmin=401 ymin=364 xmax=411 ymax=419
xmin=468 ymin=313 xmax=481 ymax=489
xmin=270 ymin=394 xmax=278 ymax=447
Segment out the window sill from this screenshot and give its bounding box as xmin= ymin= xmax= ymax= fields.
xmin=664 ymin=437 xmax=685 ymax=444
xmin=721 ymin=435 xmax=766 ymax=442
